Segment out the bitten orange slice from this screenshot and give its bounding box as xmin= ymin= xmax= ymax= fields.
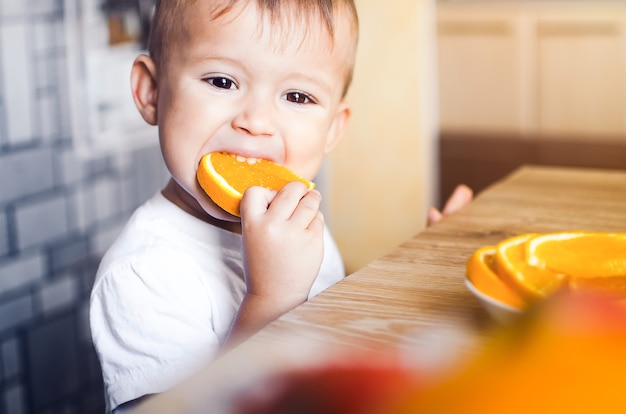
xmin=527 ymin=231 xmax=626 ymax=278
xmin=494 ymin=233 xmax=567 ymax=300
xmin=196 ymin=152 xmax=315 ymax=217
xmin=466 ymin=246 xmax=525 ymax=309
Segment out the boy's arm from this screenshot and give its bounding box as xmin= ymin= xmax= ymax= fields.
xmin=224 ymin=182 xmax=324 ymax=348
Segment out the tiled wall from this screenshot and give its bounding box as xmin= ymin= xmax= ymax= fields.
xmin=0 ymin=1 xmax=167 ymax=413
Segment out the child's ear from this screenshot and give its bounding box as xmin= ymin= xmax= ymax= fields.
xmin=130 ymin=54 xmax=159 ymax=125
xmin=324 ymin=101 xmax=351 ymax=154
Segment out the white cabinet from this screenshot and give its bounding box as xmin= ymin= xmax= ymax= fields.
xmin=537 ymin=15 xmax=626 ymax=136
xmin=437 ymin=2 xmax=626 ymax=139
xmin=437 ymin=11 xmax=529 ymax=133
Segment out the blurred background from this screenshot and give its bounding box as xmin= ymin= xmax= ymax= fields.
xmin=0 ymin=0 xmax=624 ymax=412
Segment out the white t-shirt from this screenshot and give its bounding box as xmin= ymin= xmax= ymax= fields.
xmin=89 ymin=191 xmax=345 ymax=412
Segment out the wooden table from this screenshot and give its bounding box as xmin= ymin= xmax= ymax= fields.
xmin=135 ymin=165 xmax=626 ymax=413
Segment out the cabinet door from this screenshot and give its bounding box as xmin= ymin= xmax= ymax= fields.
xmin=438 ymin=13 xmax=528 ymax=133
xmin=537 ymin=17 xmax=626 ymax=137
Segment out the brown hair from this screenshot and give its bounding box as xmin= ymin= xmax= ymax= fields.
xmin=147 ymin=0 xmax=359 ymax=95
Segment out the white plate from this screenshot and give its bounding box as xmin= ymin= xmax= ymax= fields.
xmin=465 ymin=279 xmax=523 ymax=324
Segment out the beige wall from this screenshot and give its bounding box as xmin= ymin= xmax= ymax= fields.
xmin=327 ymin=0 xmax=438 ymax=273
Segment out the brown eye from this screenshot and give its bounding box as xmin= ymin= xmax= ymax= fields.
xmin=285 ymin=92 xmax=311 ymax=104
xmin=207 ymin=77 xmax=236 ymax=90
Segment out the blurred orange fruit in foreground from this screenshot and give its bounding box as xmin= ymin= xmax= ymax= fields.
xmin=391 ymin=292 xmax=626 ymax=414
xmin=233 ymin=357 xmax=423 ymax=414
xmin=467 ymin=231 xmax=626 ymax=309
xmin=196 ymin=152 xmax=315 ymax=217
xmin=233 ymin=292 xmax=626 ymax=414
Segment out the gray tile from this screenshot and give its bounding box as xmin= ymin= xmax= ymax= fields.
xmin=56 ymin=149 xmax=85 ymax=186
xmin=2 ymin=337 xmax=21 ymax=380
xmin=38 ymin=90 xmax=60 ymax=142
xmin=48 ymin=236 xmax=89 ymax=274
xmin=27 ymin=315 xmax=79 ymax=410
xmin=79 ymin=256 xmax=100 ymax=296
xmin=81 ymin=389 xmax=106 ymax=414
xmin=3 ymin=383 xmax=25 ymax=414
xmin=35 ymin=57 xmax=53 ymax=91
xmin=56 ymin=54 xmax=72 ymax=138
xmin=65 ymin=190 xmax=84 ymax=235
xmin=40 ymin=275 xmax=79 ymax=315
xmin=33 ymin=17 xmax=63 ymax=55
xmin=25 ymin=0 xmax=60 ymax=15
xmin=91 ymin=220 xmax=124 ymax=257
xmin=73 ymin=186 xmax=96 ymax=234
xmin=133 ymin=145 xmax=168 ymax=202
xmin=0 ymin=148 xmax=55 ymax=204
xmin=118 ymin=174 xmax=137 ymax=214
xmin=77 ymin=302 xmax=90 ymax=343
xmin=92 ymin=177 xmax=121 ymax=224
xmin=0 ymin=254 xmax=45 ymax=296
xmin=0 ymin=0 xmax=31 ymax=16
xmin=15 ymin=194 xmax=69 ymax=250
xmin=0 ymin=295 xmax=33 ymax=333
xmin=1 ymin=22 xmax=34 ymax=146
xmin=0 ymin=212 xmax=8 ymax=257
xmin=53 ymin=19 xmax=66 ymax=49
xmin=84 ymin=155 xmax=111 ymax=178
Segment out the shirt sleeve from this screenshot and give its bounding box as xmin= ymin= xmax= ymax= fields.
xmin=90 ymin=248 xmax=220 ymax=411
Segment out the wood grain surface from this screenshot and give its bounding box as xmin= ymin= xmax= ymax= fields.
xmin=249 ymin=165 xmax=626 ymax=347
xmin=134 ymin=165 xmax=626 ymax=413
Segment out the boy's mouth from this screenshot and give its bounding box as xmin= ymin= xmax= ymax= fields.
xmin=232 ymin=154 xmax=262 ymax=165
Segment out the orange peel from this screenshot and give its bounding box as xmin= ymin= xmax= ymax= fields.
xmin=196 ymin=152 xmax=314 ymax=217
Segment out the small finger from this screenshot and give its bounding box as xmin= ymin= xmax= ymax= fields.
xmin=442 ymin=184 xmax=473 ymax=216
xmin=290 ymin=189 xmax=322 ymax=228
xmin=426 ymin=207 xmax=443 ymax=227
xmin=266 ymin=181 xmax=310 ymax=220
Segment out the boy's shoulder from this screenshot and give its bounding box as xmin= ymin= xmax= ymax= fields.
xmin=92 ymin=191 xmax=245 ymax=297
xmin=99 ymin=191 xmax=240 ymax=266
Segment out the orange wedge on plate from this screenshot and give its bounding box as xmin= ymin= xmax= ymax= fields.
xmin=467 ymin=231 xmax=626 ymax=319
xmin=527 ymin=231 xmax=626 ymax=278
xmin=527 ymin=231 xmax=626 ymax=295
xmin=197 ymin=152 xmax=315 ymax=217
xmin=466 ymin=246 xmax=525 ymax=309
xmin=494 ymin=233 xmax=567 ymax=301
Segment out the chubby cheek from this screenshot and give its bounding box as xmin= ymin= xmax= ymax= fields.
xmin=284 ymin=145 xmax=326 ymax=181
xmin=158 ymin=128 xmax=198 ymax=191
xmin=282 ymin=124 xmax=331 ymax=179
xmin=158 ymin=102 xmax=207 ymax=174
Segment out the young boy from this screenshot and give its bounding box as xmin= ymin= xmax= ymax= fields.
xmin=90 ymin=0 xmax=359 ymax=412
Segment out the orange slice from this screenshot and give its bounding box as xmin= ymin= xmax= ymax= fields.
xmin=466 ymin=246 xmax=525 ymax=309
xmin=494 ymin=233 xmax=567 ymax=300
xmin=196 ymin=152 xmax=315 ymax=217
xmin=527 ymin=231 xmax=626 ymax=278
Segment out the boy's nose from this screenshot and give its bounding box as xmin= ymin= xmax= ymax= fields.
xmin=232 ymin=97 xmax=276 ymax=137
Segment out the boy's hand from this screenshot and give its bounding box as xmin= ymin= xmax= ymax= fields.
xmin=427 ymin=184 xmax=473 ymax=226
xmin=226 ymin=181 xmax=324 ymax=345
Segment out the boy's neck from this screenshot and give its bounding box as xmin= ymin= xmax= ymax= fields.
xmin=161 ymin=179 xmax=242 ymax=234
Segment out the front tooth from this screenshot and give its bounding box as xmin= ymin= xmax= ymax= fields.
xmin=246 ymin=157 xmax=258 ymax=165
xmin=236 ymin=155 xmax=246 ymax=163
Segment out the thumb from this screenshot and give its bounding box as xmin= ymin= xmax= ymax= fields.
xmin=239 ymin=186 xmax=276 ymax=219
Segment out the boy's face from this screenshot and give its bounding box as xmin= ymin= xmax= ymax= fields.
xmin=138 ymin=1 xmax=354 ymax=221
